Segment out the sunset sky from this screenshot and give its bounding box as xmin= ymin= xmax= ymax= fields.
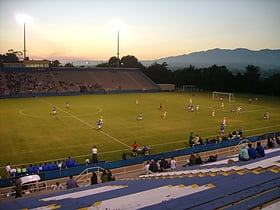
xmin=0 ymin=0 xmax=279 ymax=62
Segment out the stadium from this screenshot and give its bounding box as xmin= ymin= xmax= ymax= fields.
xmin=0 ymin=66 xmax=280 ymax=209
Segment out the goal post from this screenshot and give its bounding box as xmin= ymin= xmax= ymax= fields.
xmin=213 ymin=91 xmax=234 ymax=102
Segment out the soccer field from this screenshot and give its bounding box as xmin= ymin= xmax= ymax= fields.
xmin=0 ymin=92 xmax=279 ymax=176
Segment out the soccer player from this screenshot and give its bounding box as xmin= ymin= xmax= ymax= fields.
xmin=159 ymin=103 xmax=163 ymax=110
xmin=163 ymin=110 xmax=167 ymax=119
xmin=52 ymin=106 xmax=57 ymax=115
xmin=223 ymin=117 xmax=226 ymax=126
xmin=66 ymin=102 xmax=70 ymax=109
xmin=138 ymin=112 xmax=143 ymax=121
xmin=212 ymin=109 xmax=215 ymax=117
xmin=221 ymin=102 xmax=224 ymax=109
xmin=263 ymin=112 xmax=270 ymax=120
xmin=220 ymin=123 xmax=225 ymax=135
xmin=96 ymin=119 xmax=103 ymax=131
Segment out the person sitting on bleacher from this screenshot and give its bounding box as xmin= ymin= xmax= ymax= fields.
xmin=256 ymin=142 xmax=265 ymax=158
xmin=195 ymin=153 xmax=203 ymax=164
xmin=144 ymin=161 xmax=152 ymax=174
xmin=188 ymin=153 xmax=196 ymax=166
xmin=159 ymin=158 xmax=170 ymax=172
xmin=239 ymin=144 xmax=249 ymax=161
xmin=149 ymin=160 xmax=159 ymax=173
xmin=247 ymin=143 xmax=257 ymax=159
xmin=207 ymin=154 xmax=218 ymax=162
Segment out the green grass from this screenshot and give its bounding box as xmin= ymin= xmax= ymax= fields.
xmin=0 ymin=92 xmax=279 ymax=177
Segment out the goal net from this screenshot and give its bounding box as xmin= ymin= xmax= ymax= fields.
xmin=213 ymin=91 xmax=234 ymax=102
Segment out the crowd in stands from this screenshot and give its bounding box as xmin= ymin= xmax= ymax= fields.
xmin=0 ymin=69 xmax=158 ymax=96
xmin=4 ymin=72 xmax=59 ymax=95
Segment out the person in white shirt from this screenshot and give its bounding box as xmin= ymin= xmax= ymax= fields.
xmin=144 ymin=161 xmax=152 ymax=175
xmin=170 ymin=157 xmax=176 ymax=170
xmin=5 ymin=163 xmax=11 ymax=178
xmin=92 ymin=146 xmax=98 ymax=163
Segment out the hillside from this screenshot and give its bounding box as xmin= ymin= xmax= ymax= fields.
xmin=142 ymin=48 xmax=280 ymax=72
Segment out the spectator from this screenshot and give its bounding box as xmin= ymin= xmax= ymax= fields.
xmin=159 ymin=158 xmax=170 ymax=172
xmin=51 ymin=182 xmax=64 ymax=190
xmin=122 ymin=151 xmax=127 ymax=160
xmin=91 ymin=172 xmax=98 ymax=185
xmin=5 ymin=163 xmax=11 ymax=178
xmin=107 ymin=169 xmax=115 ymax=181
xmin=170 ymin=157 xmax=177 ymax=170
xmin=144 ymin=161 xmax=152 ymax=174
xmin=66 ymin=175 xmax=78 ymax=189
xmin=247 ymin=143 xmax=257 ymax=159
xmin=266 ymin=138 xmax=274 ymax=148
xmin=149 ymin=160 xmax=159 ymax=173
xmin=92 ymin=146 xmax=98 ymax=163
xmin=239 ymin=144 xmax=249 ymax=161
xmin=15 ymin=178 xmax=22 ymax=198
xmin=272 ymin=138 xmax=278 ymax=148
xmin=188 ymin=153 xmax=196 ymax=166
xmin=207 ymin=154 xmax=218 ymax=162
xmin=195 ymin=153 xmax=203 ymax=164
xmin=276 ymin=136 xmax=280 ymax=145
xmin=101 ymin=170 xmax=109 ymax=183
xmin=256 ymin=142 xmax=265 ymax=157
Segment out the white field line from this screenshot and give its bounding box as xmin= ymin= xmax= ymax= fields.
xmin=39 ymin=99 xmax=131 ymax=149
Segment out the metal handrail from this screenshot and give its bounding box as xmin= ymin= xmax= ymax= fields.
xmin=75 ymin=166 xmax=105 ymax=183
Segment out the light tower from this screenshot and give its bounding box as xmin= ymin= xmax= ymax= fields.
xmin=16 ymin=14 xmax=32 ymax=60
xmin=117 ymin=30 xmax=120 ymax=67
xmin=23 ymin=22 xmax=26 ymax=60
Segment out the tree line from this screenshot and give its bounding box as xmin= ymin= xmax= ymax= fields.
xmin=99 ymin=55 xmax=280 ymax=96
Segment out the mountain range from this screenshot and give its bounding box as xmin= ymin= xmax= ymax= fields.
xmin=71 ymin=48 xmax=280 ymax=72
xmin=142 ymin=48 xmax=280 ymax=71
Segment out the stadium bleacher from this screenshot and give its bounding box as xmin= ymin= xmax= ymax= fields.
xmin=0 ymin=68 xmax=160 ymax=97
xmin=0 ymin=148 xmax=279 ymax=209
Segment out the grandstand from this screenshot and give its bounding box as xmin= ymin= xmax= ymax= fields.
xmin=0 ymin=67 xmax=160 ymax=97
xmin=0 ymin=135 xmax=279 ymax=209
